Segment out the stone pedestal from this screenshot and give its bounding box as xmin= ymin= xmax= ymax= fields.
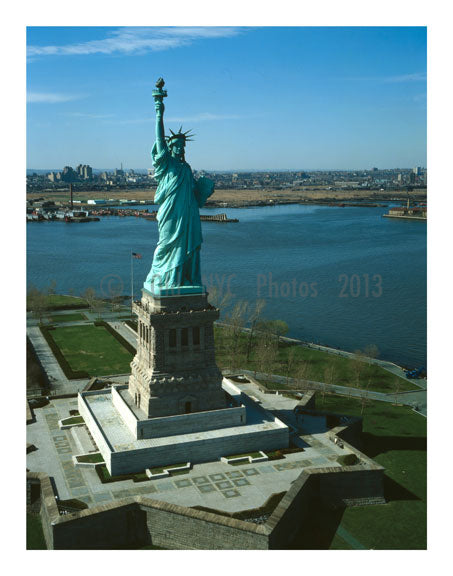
xmin=128 ymin=288 xmax=227 ymax=418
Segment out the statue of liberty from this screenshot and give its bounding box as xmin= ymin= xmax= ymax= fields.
xmin=144 ymin=78 xmax=215 ymax=295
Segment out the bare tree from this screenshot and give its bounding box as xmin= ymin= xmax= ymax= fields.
xmin=364 ymin=344 xmax=380 ymax=360
xmin=254 ymin=330 xmax=278 ymax=379
xmin=224 ymin=300 xmax=248 ymax=371
xmin=83 ymin=287 xmax=97 ymax=313
xmin=257 ymin=319 xmax=289 ymax=345
xmin=210 ymin=286 xmax=233 ymax=363
xmin=92 ymin=296 xmax=105 ymax=320
xmin=323 ymin=361 xmax=335 ymax=402
xmin=294 ymin=358 xmax=310 ymax=392
xmin=27 ymin=285 xmax=49 ymax=325
xmin=111 ymin=293 xmax=123 ymax=312
xmin=360 ymin=376 xmax=371 ymax=415
xmin=393 ymin=375 xmax=402 ymax=405
xmin=351 ymin=349 xmax=366 ymax=391
xmin=246 ymin=299 xmax=266 ymax=361
xmin=209 ymin=286 xmax=233 ymax=311
xmin=229 ymin=301 xmax=248 ymax=354
xmin=285 ymin=346 xmax=297 ymax=387
xmin=47 ymin=279 xmax=57 ymax=296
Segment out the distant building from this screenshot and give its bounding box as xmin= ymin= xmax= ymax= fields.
xmin=87 ymin=199 xmax=107 ymax=205
xmin=61 ymin=166 xmax=78 ymax=183
xmin=76 ymin=164 xmax=93 ymax=180
xmin=83 ymin=165 xmax=93 ymax=180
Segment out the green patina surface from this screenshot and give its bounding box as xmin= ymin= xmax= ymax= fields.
xmin=144 ymin=78 xmax=214 ymax=293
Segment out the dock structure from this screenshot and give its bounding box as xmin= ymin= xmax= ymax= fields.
xmin=383 ymin=205 xmax=426 ymax=221
xmin=200 ymin=213 xmax=239 ymax=223
xmin=141 ymin=211 xmax=238 ymax=223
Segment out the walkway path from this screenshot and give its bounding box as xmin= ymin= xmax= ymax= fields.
xmin=27 ymin=326 xmax=89 ymax=394
xmin=107 ymin=321 xmax=137 ymax=349
xmin=236 ymin=370 xmax=427 ymax=417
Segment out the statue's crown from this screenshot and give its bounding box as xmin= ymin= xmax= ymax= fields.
xmin=166 ymin=126 xmax=195 ymax=145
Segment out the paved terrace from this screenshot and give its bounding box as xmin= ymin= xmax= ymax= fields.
xmin=27 ymin=389 xmax=353 ymax=514
xmin=84 ymin=383 xmax=282 ymax=453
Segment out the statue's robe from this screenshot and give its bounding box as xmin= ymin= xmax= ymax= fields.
xmin=146 ymin=142 xmax=214 ymax=289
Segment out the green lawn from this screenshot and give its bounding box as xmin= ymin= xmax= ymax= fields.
xmin=27 ymin=293 xmax=88 ymax=311
xmin=61 ymin=415 xmax=84 ymax=426
xmin=292 ymin=394 xmax=427 ymax=550
xmin=48 ymin=312 xmax=87 ymax=323
xmin=27 ymin=513 xmax=47 ymax=549
xmin=148 ymin=463 xmax=188 ymax=474
xmin=50 ymin=324 xmax=134 ymax=376
xmin=214 ymin=327 xmax=415 ymax=394
xmin=226 ymin=452 xmax=262 ymax=459
xmin=76 ymin=453 xmax=104 ymax=464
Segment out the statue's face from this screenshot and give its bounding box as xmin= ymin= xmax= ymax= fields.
xmin=170 ymin=139 xmax=185 ymax=157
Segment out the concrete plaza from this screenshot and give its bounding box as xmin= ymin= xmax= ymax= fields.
xmin=26 ymin=385 xmax=354 ymax=514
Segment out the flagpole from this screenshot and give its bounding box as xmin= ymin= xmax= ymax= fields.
xmin=131 ymin=249 xmax=133 ymax=312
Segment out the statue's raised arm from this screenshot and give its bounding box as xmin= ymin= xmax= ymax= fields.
xmin=153 ymin=77 xmax=167 ymax=154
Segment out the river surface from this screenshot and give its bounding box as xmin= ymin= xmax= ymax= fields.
xmin=27 ymin=203 xmax=426 ymax=368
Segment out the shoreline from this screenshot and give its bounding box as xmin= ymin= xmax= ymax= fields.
xmin=27 ymin=187 xmax=427 ymax=210
xmin=215 ymin=321 xmax=424 ymax=375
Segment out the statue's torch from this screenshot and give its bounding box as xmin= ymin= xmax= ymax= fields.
xmin=152 ymin=77 xmax=168 ymax=101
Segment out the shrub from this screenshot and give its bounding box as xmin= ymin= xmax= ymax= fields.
xmin=61 ymin=416 xmax=84 ymax=426
xmin=326 ymin=414 xmax=341 ymax=429
xmin=28 ymin=397 xmax=50 ymax=409
xmin=76 ymin=453 xmax=104 ymax=464
xmin=57 ymin=498 xmax=88 ymax=512
xmin=27 ymin=337 xmax=48 ymax=390
xmin=337 ymin=453 xmax=359 ymax=467
xmin=281 ymin=446 xmax=304 ymax=455
xmin=266 ymin=450 xmax=284 ymax=461
xmin=96 ymin=465 xmax=148 ymax=484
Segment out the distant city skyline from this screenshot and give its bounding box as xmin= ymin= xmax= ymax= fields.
xmin=27 ymin=26 xmax=427 ymax=171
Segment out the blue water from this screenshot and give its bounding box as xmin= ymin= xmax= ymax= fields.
xmin=27 ymin=204 xmax=426 ymax=368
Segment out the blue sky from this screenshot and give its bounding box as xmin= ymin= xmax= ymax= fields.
xmin=26 ymin=26 xmax=427 ymax=171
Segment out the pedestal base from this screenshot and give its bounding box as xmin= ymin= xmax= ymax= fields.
xmin=128 ymin=288 xmax=226 ymax=418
